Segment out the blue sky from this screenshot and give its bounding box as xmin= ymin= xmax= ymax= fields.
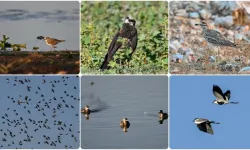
xmin=0 ymin=75 xmax=79 ymax=149
xmin=170 ymin=76 xmax=250 ymax=149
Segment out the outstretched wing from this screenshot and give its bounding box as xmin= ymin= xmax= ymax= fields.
xmin=196 ymin=123 xmax=213 ymax=135
xmin=205 ymin=123 xmax=214 ymax=135
xmin=213 ymin=85 xmax=226 ymax=100
xmin=197 ymin=123 xmax=206 ymax=132
xmin=224 ymin=90 xmax=231 ymax=101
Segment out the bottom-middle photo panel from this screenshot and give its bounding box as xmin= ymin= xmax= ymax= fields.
xmin=81 ymin=76 xmax=168 ymax=149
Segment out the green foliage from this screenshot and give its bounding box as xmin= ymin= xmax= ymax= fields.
xmin=12 ymin=44 xmax=27 ymax=51
xmin=0 ymin=35 xmax=11 ymax=50
xmin=81 ymin=1 xmax=168 ymax=74
xmin=0 ymin=35 xmax=26 ymax=51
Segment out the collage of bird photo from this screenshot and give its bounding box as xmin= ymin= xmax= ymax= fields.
xmin=2 ymin=0 xmax=250 ymax=150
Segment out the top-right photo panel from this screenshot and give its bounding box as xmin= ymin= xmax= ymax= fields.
xmin=169 ymin=1 xmax=250 ymax=74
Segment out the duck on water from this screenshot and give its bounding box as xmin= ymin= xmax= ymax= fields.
xmin=158 ymin=110 xmax=168 ymax=124
xmin=120 ymin=118 xmax=130 ymax=132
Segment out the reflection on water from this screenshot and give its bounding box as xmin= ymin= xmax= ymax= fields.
xmin=81 ymin=93 xmax=109 ymax=120
xmin=81 ymin=76 xmax=168 ymax=149
xmin=0 ymin=1 xmax=79 ymax=51
xmin=119 ymin=118 xmax=130 ymax=132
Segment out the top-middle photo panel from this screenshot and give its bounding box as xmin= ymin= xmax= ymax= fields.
xmin=81 ymin=1 xmax=168 ymax=74
xmin=170 ymin=1 xmax=250 ymax=74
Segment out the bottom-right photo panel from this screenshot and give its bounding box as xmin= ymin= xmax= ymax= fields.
xmin=170 ymin=76 xmax=250 ymax=149
xmin=81 ymin=76 xmax=168 ymax=149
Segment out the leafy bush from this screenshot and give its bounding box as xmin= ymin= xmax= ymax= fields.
xmin=81 ymin=1 xmax=168 ymax=74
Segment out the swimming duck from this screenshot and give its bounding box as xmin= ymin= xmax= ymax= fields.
xmin=120 ymin=118 xmax=130 ymax=132
xmin=81 ymin=105 xmax=90 ymax=114
xmin=193 ymin=118 xmax=220 ymax=135
xmin=212 ymin=85 xmax=239 ymax=105
xmin=158 ymin=110 xmax=168 ymax=120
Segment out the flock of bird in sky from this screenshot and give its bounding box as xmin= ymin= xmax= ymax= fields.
xmin=0 ymin=75 xmax=79 ymax=149
xmin=193 ymin=85 xmax=239 ymax=135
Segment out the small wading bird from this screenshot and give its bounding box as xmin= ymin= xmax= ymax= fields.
xmin=120 ymin=118 xmax=130 ymax=132
xmin=44 ymin=37 xmax=65 ymax=50
xmin=36 ymin=36 xmax=65 ymax=50
xmin=100 ymin=16 xmax=138 ymax=70
xmin=193 ymin=118 xmax=220 ymax=135
xmin=195 ymin=21 xmax=238 ymax=60
xmin=212 ymin=84 xmax=239 ymax=105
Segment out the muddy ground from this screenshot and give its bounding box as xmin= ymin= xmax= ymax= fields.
xmin=0 ymin=50 xmax=79 ymax=74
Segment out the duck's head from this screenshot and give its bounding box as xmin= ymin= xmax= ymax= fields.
xmin=85 ymin=105 xmax=89 ymax=110
xmin=159 ymin=110 xmax=163 ymax=114
xmin=123 ymin=118 xmax=128 ymax=122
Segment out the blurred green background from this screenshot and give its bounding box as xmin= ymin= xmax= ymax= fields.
xmin=81 ymin=1 xmax=168 ymax=74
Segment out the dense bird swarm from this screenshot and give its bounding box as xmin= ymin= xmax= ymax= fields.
xmin=0 ymin=76 xmax=80 ymax=149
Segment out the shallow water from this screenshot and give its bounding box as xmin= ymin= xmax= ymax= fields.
xmin=81 ymin=76 xmax=168 ymax=149
xmin=0 ymin=1 xmax=79 ymax=51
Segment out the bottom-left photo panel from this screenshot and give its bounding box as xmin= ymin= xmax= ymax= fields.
xmin=0 ymin=75 xmax=80 ymax=149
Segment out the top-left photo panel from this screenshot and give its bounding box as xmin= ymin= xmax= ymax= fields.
xmin=0 ymin=1 xmax=80 ymax=74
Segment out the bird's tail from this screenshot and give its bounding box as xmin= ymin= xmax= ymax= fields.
xmin=100 ymin=54 xmax=109 ymax=71
xmin=59 ymin=40 xmax=66 ymax=42
xmin=210 ymin=121 xmax=220 ymax=124
xmin=100 ymin=41 xmax=122 ymax=71
xmin=230 ymin=102 xmax=239 ymax=104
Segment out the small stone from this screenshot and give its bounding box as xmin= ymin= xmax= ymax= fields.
xmin=190 ymin=30 xmax=197 ymax=35
xmin=189 ymin=12 xmax=200 ymax=18
xmin=199 ymin=9 xmax=212 ymax=19
xmin=214 ymin=16 xmax=234 ymax=28
xmin=175 ymin=9 xmax=189 ymax=17
xmin=171 ymin=53 xmax=183 ymax=62
xmin=171 ymin=40 xmax=182 ymax=50
xmin=235 ymin=33 xmax=244 ymax=40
